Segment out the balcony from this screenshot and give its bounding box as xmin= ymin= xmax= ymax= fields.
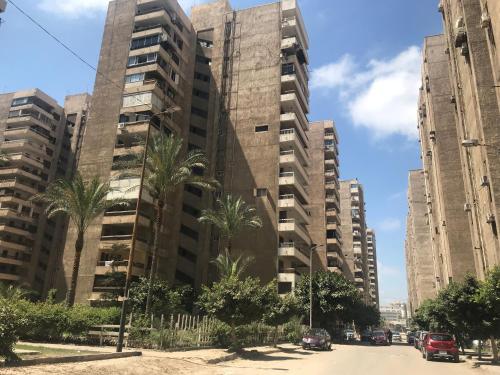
xmin=281 ymin=36 xmax=308 ymax=65
xmin=7 ymin=153 xmax=45 ymax=171
xmin=355 ymin=277 xmax=364 ymax=284
xmin=281 ymin=76 xmax=309 ymax=113
xmin=0 ymin=254 xmax=25 ymax=267
xmin=327 ymin=251 xmax=344 ymax=267
xmin=279 ymin=129 xmax=309 ymax=165
xmin=1 ymin=139 xmax=47 ymax=158
xmin=281 ymin=93 xmax=308 ymax=124
xmin=95 ymin=260 xmax=145 ymax=277
xmin=280 ymin=112 xmax=309 ymax=144
xmin=278 ymin=218 xmax=311 ymax=246
xmin=6 ymin=114 xmax=55 ymax=135
xmin=0 ymin=178 xmax=38 ymax=196
xmin=0 ymin=167 xmax=42 ymax=184
xmin=0 ymin=239 xmax=32 ymax=253
xmin=0 ymin=208 xmax=34 ymax=223
xmin=0 ymin=224 xmax=35 ymax=239
xmin=279 ymin=172 xmax=309 ymax=204
xmin=4 ymin=127 xmax=54 ymax=147
xmin=280 ymin=150 xmax=308 ymax=183
xmin=0 ymin=272 xmax=21 ymax=282
xmin=278 ymin=271 xmax=301 ymax=290
xmin=278 ymin=242 xmax=309 ymax=267
xmin=102 ymin=210 xmax=149 ymax=227
xmin=326 ymin=237 xmax=342 ymax=252
xmin=99 ymin=236 xmax=148 ymax=254
xmin=279 ymin=194 xmax=310 ymax=224
xmin=282 ymin=0 xmax=309 ymax=47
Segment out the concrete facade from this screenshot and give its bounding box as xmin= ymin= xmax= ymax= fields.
xmin=339 ymin=179 xmax=370 ymax=303
xmin=418 ymin=35 xmax=476 ymax=288
xmin=0 ymin=89 xmax=89 ymax=294
xmin=366 ymin=228 xmax=379 ymax=308
xmin=405 ymin=170 xmax=437 ymax=314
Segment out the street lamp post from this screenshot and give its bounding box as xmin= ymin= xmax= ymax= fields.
xmin=116 ymin=106 xmax=180 ymax=353
xmin=309 ymin=244 xmax=324 ymax=330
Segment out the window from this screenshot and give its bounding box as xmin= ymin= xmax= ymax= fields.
xmin=183 ymin=204 xmax=200 ymax=218
xmin=122 ymin=92 xmax=162 ymax=109
xmin=194 ymin=72 xmax=210 ymax=82
xmin=175 ymin=270 xmax=194 ymax=285
xmin=188 ymin=143 xmax=201 ymax=152
xmin=281 ymin=63 xmax=295 ymax=75
xmin=191 ymin=107 xmax=208 ymax=119
xmin=130 ymin=34 xmax=161 ymax=50
xmin=125 ymin=73 xmax=145 ymax=84
xmin=185 ymin=185 xmax=203 ymax=197
xmin=278 ymin=282 xmax=292 ymax=294
xmin=171 ymin=52 xmax=180 ymax=65
xmin=196 ymin=55 xmax=211 ymax=65
xmin=180 ymin=225 xmax=199 ymax=241
xmin=198 ymin=39 xmax=213 ymax=48
xmin=255 ymin=125 xmax=269 ymax=132
xmin=190 ymin=126 xmax=206 ymax=138
xmin=170 ymin=70 xmax=178 ymax=84
xmin=127 ymin=53 xmax=157 ymax=67
xmin=178 ymin=247 xmax=196 ymax=263
xmin=12 ymin=97 xmax=30 ymax=106
xmin=193 ymin=88 xmax=209 ymax=100
xmin=255 ymin=188 xmax=267 ymax=197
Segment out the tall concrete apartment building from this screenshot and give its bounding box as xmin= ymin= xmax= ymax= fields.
xmin=308 ymin=120 xmax=344 ymax=273
xmin=56 ymin=0 xmax=315 ymax=302
xmin=405 ymin=170 xmax=437 ymax=313
xmin=366 ymin=228 xmax=379 ymax=307
xmin=438 ymin=0 xmax=500 ymax=279
xmin=339 ymin=179 xmax=370 ymax=303
xmin=417 ymin=35 xmax=476 ymax=289
xmin=0 ymin=89 xmax=89 ymax=295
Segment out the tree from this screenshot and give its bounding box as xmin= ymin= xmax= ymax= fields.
xmin=197 ymin=276 xmax=269 ymax=350
xmin=352 ymin=302 xmax=380 ymax=332
xmin=0 ymin=302 xmax=26 ymax=363
xmin=130 ymin=135 xmax=214 ymax=316
xmin=0 ymin=150 xmax=9 ymax=166
xmin=199 ymin=194 xmax=262 ymax=254
xmin=478 ymin=266 xmax=500 ymax=362
xmin=212 ymin=249 xmax=253 ymax=280
xmin=295 ymin=271 xmax=360 ymax=333
xmin=128 ymin=277 xmax=192 ymax=317
xmin=33 ymin=172 xmax=124 ymax=306
xmin=262 ymin=288 xmax=301 ymax=347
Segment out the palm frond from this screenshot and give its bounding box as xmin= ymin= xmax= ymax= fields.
xmin=211 ymin=249 xmax=254 ymax=279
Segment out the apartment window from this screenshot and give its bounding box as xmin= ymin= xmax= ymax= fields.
xmin=255 ymin=125 xmax=269 ymax=132
xmin=125 ymin=73 xmax=145 ymax=84
xmin=185 ymin=184 xmax=203 ymax=198
xmin=175 ymin=270 xmax=194 ymax=285
xmin=278 ymin=282 xmax=292 ymax=294
xmin=196 ymin=55 xmax=212 ymax=65
xmin=170 ymin=70 xmax=178 ymax=84
xmin=194 ymin=72 xmax=210 ymax=82
xmin=255 ymin=188 xmax=267 ymax=197
xmin=123 ymin=92 xmax=162 ymax=109
xmin=191 ymin=107 xmax=208 ymax=119
xmin=188 ymin=143 xmax=201 ymax=151
xmin=12 ymin=97 xmax=31 ymax=107
xmin=281 ymin=63 xmax=295 ymax=76
xmin=190 ymin=126 xmax=207 ymax=138
xmin=178 ymin=247 xmax=197 ymax=263
xmin=198 ymin=39 xmax=213 ymax=48
xmin=167 ymin=87 xmax=176 ymax=100
xmin=193 ymin=88 xmax=209 ymax=100
xmin=130 ymin=34 xmax=162 ymax=50
xmin=171 ymin=52 xmax=180 ymax=66
xmin=173 ymin=33 xmax=183 ymax=50
xmin=180 ymin=225 xmax=199 ymax=241
xmin=127 ymin=53 xmax=157 ymax=68
xmin=183 ymin=204 xmax=200 ymax=217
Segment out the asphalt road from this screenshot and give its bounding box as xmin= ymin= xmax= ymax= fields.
xmin=217 ymin=343 xmax=494 ymax=375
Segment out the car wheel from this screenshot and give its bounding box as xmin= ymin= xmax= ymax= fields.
xmin=425 ymin=351 xmax=432 ymax=361
xmin=453 ymin=355 xmax=459 ymax=363
xmin=422 ymin=350 xmax=425 ymax=358
xmin=328 ymin=343 xmax=332 ymax=351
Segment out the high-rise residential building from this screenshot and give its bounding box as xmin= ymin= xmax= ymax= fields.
xmin=339 ymin=179 xmax=370 ymax=302
xmin=57 ymin=0 xmax=314 ymax=302
xmin=189 ymin=0 xmax=312 ymax=294
xmin=308 ymin=120 xmax=343 ymax=273
xmin=379 ymin=302 xmax=408 ymax=329
xmin=57 ymin=0 xmax=196 ymax=303
xmin=438 ymin=0 xmax=500 ymax=279
xmin=366 ymin=228 xmax=379 ymax=307
xmin=417 ymin=35 xmax=476 ymax=289
xmin=0 ymin=89 xmax=89 ymax=294
xmin=405 ymin=170 xmax=437 ymax=314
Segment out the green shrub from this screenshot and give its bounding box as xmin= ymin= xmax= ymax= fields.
xmin=0 ymin=301 xmax=27 ymax=363
xmin=66 ymin=305 xmax=121 ymax=337
xmin=283 ymin=317 xmax=305 ymax=344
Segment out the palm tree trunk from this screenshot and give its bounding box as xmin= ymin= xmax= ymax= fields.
xmin=66 ymin=231 xmax=84 ymax=306
xmin=227 ymin=239 xmax=232 ymax=255
xmin=145 ymin=200 xmax=164 ymax=317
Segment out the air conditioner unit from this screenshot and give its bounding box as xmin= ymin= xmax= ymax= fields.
xmin=481 ymin=12 xmax=491 ymax=29
xmin=464 ymin=203 xmax=472 ymax=212
xmin=429 ymin=131 xmax=436 ymax=141
xmin=480 ymin=176 xmax=489 ymax=187
xmin=450 ymin=95 xmax=456 ymax=104
xmin=487 ymin=213 xmax=496 ymax=224
xmin=438 ymin=1 xmax=444 ymax=13
xmin=118 ymin=123 xmax=126 ymax=130
xmin=460 ymin=43 xmax=469 ymax=57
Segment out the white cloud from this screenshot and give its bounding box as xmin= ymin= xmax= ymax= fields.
xmin=38 ymin=0 xmax=205 ymax=18
xmin=311 ymin=46 xmax=421 ymax=139
xmin=377 ymin=218 xmax=402 ymax=232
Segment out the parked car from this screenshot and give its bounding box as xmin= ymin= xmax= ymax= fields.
xmin=421 ymin=333 xmax=459 ymax=362
xmin=414 ymin=331 xmax=421 ymax=348
xmin=302 ymin=328 xmax=332 ymax=351
xmin=360 ymin=330 xmax=373 ymax=342
xmin=371 ymin=330 xmax=389 ymax=346
xmin=344 ymin=329 xmax=355 ymax=342
xmin=392 ymin=332 xmax=402 ymax=342
xmin=407 ymin=331 xmax=416 ymax=345
xmin=415 ymin=331 xmax=428 ymax=349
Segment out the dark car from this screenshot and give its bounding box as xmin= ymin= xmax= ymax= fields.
xmin=371 ymin=330 xmax=389 ymax=346
xmin=422 ymin=333 xmax=459 ymax=362
xmin=407 ymin=331 xmax=416 ymax=345
xmin=302 ymin=328 xmax=332 ymax=351
xmin=360 ymin=330 xmax=373 ymax=342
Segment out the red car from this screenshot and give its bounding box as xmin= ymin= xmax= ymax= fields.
xmin=421 ymin=333 xmax=459 ymax=362
xmin=371 ymin=330 xmax=389 ymax=346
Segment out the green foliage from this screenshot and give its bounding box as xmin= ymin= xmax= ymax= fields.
xmin=478 ymin=266 xmax=500 ymax=339
xmin=283 ymin=316 xmax=305 ymax=344
xmin=211 ymin=249 xmax=254 ymax=280
xmin=129 ymin=277 xmax=192 ymax=316
xmin=352 ymin=302 xmax=381 ymax=331
xmin=0 ymin=283 xmax=32 ymax=300
xmin=295 ymin=271 xmax=361 ymax=331
xmin=262 ymin=289 xmax=301 ymax=328
xmin=0 ymin=302 xmax=26 ymax=363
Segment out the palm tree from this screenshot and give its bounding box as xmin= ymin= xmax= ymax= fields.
xmin=198 ymin=194 xmax=263 ymax=254
xmin=33 ymin=172 xmax=125 ymax=306
xmin=134 ymin=135 xmax=215 ymax=316
xmin=211 ymin=249 xmax=254 ymax=280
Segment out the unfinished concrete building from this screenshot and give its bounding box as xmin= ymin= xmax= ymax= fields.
xmin=308 ymin=120 xmax=344 ymax=274
xmin=366 ymin=228 xmax=379 ymax=307
xmin=417 ymin=34 xmax=476 ymax=289
xmin=339 ymin=179 xmax=370 ymax=302
xmin=0 ymin=89 xmax=89 ymax=295
xmin=405 ymin=170 xmax=437 ymax=314
xmin=438 ymin=0 xmax=500 ymax=279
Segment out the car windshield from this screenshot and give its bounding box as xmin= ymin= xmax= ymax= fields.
xmin=430 ymin=334 xmax=453 ymax=341
xmin=373 ymin=331 xmax=385 ymax=337
xmin=306 ymin=329 xmax=324 ymax=336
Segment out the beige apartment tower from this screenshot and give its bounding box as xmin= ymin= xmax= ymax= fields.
xmin=339 ymin=179 xmax=370 ymax=302
xmin=0 ymin=89 xmax=89 ymax=295
xmin=308 ymin=120 xmax=343 ymax=273
xmin=405 ymin=170 xmax=437 ymax=314
xmin=366 ymin=228 xmax=379 ymax=307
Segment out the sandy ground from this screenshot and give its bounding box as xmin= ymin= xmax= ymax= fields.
xmin=3 ymin=342 xmax=500 ymax=375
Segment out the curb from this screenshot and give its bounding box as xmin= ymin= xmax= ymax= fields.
xmin=206 ymin=353 xmax=239 ymax=364
xmin=2 ymin=351 xmax=142 ymax=368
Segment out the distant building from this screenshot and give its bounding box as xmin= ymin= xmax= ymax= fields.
xmin=380 ymin=302 xmax=408 ymax=329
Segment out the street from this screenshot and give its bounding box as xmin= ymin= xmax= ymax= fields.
xmin=3 ymin=343 xmax=496 ymax=375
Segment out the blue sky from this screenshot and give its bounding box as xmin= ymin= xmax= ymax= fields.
xmin=0 ymin=0 xmax=443 ymax=304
